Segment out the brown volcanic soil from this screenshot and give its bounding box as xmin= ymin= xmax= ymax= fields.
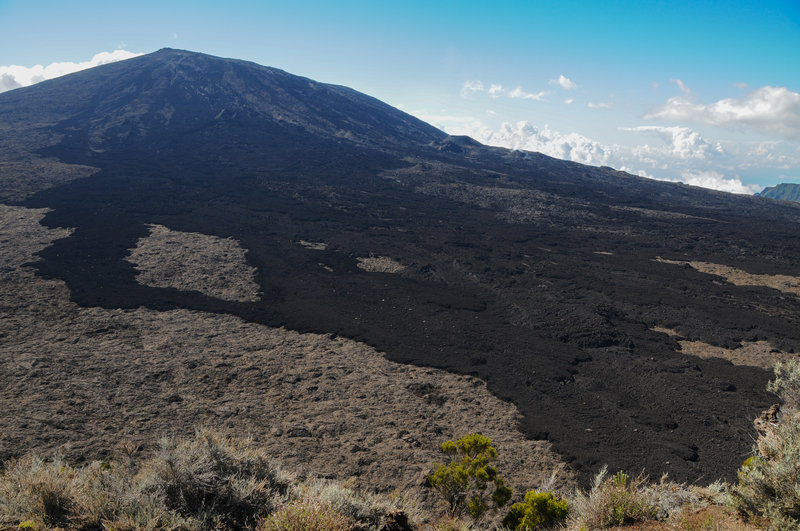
xmin=653 ymin=327 xmax=793 ymax=370
xmin=127 ymin=223 xmax=262 ymax=302
xmin=656 ymin=258 xmax=800 ymax=297
xmin=0 ymin=204 xmax=572 ymax=508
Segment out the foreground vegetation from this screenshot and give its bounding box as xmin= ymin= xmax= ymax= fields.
xmin=2 ymin=359 xmax=799 ymax=530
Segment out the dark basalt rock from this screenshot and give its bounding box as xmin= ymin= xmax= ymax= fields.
xmin=2 ymin=49 xmax=800 ymax=485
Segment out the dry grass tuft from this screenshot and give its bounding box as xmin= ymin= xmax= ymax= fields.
xmin=262 ymin=499 xmax=354 ymax=531
xmin=0 ymin=430 xmax=290 ymax=530
xmin=569 ymin=468 xmax=659 ymax=528
xmin=356 ymin=255 xmax=406 ymax=273
xmin=0 ymin=430 xmax=417 ymax=530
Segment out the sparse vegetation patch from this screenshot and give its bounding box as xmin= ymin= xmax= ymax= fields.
xmin=655 ymin=258 xmax=800 ymax=297
xmin=356 ymin=255 xmax=406 ymax=273
xmin=652 ymin=327 xmax=792 ymax=369
xmin=127 ymin=223 xmax=261 ymax=302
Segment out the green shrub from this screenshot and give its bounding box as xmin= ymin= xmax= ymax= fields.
xmin=427 ymin=433 xmax=512 ymax=520
xmin=502 ymin=490 xmax=569 ymax=529
xmin=730 ymin=359 xmax=800 ymax=528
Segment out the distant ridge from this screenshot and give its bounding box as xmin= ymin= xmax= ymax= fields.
xmin=757 ymin=182 xmax=800 ymax=202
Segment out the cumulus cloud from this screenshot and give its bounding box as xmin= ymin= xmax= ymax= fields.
xmin=550 ymin=74 xmax=577 ymax=90
xmin=0 ymin=73 xmax=21 ymax=92
xmin=461 ymin=80 xmax=549 ymax=101
xmin=0 ymin=50 xmax=142 ymax=93
xmin=620 ymin=126 xmax=724 ymax=160
xmin=437 ymin=119 xmax=613 ymax=166
xmin=411 ymin=110 xmax=778 ymax=195
xmin=646 ymin=85 xmax=800 ymax=140
xmin=564 ymin=98 xmax=574 ymax=105
xmin=657 ymin=170 xmax=762 ymax=195
xmin=587 ymin=100 xmax=612 ymax=109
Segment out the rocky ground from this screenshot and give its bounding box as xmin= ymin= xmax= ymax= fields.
xmin=0 ymin=203 xmax=571 ymax=512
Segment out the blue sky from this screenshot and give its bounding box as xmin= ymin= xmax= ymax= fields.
xmin=1 ymin=0 xmax=799 ymax=193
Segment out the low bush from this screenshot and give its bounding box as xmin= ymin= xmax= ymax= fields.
xmin=502 ymin=490 xmax=568 ymax=529
xmin=730 ymin=358 xmax=800 ymax=528
xmin=569 ymin=467 xmax=658 ymax=528
xmin=0 ymin=430 xmax=290 ymax=530
xmin=134 ymin=429 xmax=292 ymax=529
xmin=299 ymin=478 xmax=416 ymax=530
xmin=0 ymin=455 xmax=79 ymax=528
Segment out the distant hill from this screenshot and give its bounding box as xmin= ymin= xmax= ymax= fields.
xmin=757 ymin=183 xmax=800 ymax=202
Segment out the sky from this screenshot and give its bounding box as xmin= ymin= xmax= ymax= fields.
xmin=1 ymin=0 xmax=799 ymax=194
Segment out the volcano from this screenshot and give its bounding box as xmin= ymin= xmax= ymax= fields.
xmin=2 ymin=49 xmax=800 ymax=487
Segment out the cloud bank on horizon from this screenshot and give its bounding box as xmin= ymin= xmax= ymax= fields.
xmin=416 ymin=77 xmax=800 ymax=195
xmin=0 ymin=50 xmax=142 ymax=93
xmin=646 ymin=85 xmax=800 ymax=141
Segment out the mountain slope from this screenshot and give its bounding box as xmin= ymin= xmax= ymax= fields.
xmin=2 ymin=49 xmax=800 ymax=486
xmin=757 ymin=182 xmax=800 ymax=202
xmin=0 ymin=48 xmax=446 ymax=153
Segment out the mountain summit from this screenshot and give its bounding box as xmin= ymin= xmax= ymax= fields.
xmin=1 ymin=48 xmax=446 ymax=155
xmin=2 ymin=49 xmax=800 ymax=486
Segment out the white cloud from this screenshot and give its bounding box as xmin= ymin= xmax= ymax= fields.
xmin=656 ymin=170 xmax=762 ymax=195
xmin=0 ymin=73 xmax=21 ymax=92
xmin=620 ymin=126 xmax=724 ymax=160
xmin=646 ymin=85 xmax=800 ymax=140
xmin=671 ymin=78 xmax=692 ymax=96
xmin=550 ymin=74 xmax=577 ymax=90
xmin=0 ymin=50 xmax=142 ymax=93
xmin=461 ymin=80 xmax=549 ymax=101
xmin=508 ymin=86 xmax=549 ymax=100
xmin=461 ymin=80 xmax=485 ymax=96
xmin=454 ymin=119 xmax=613 ymax=166
xmin=564 ymin=98 xmax=574 ymax=105
xmin=412 ymin=111 xmax=776 ymax=195
xmin=587 ymin=101 xmax=612 ymax=109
